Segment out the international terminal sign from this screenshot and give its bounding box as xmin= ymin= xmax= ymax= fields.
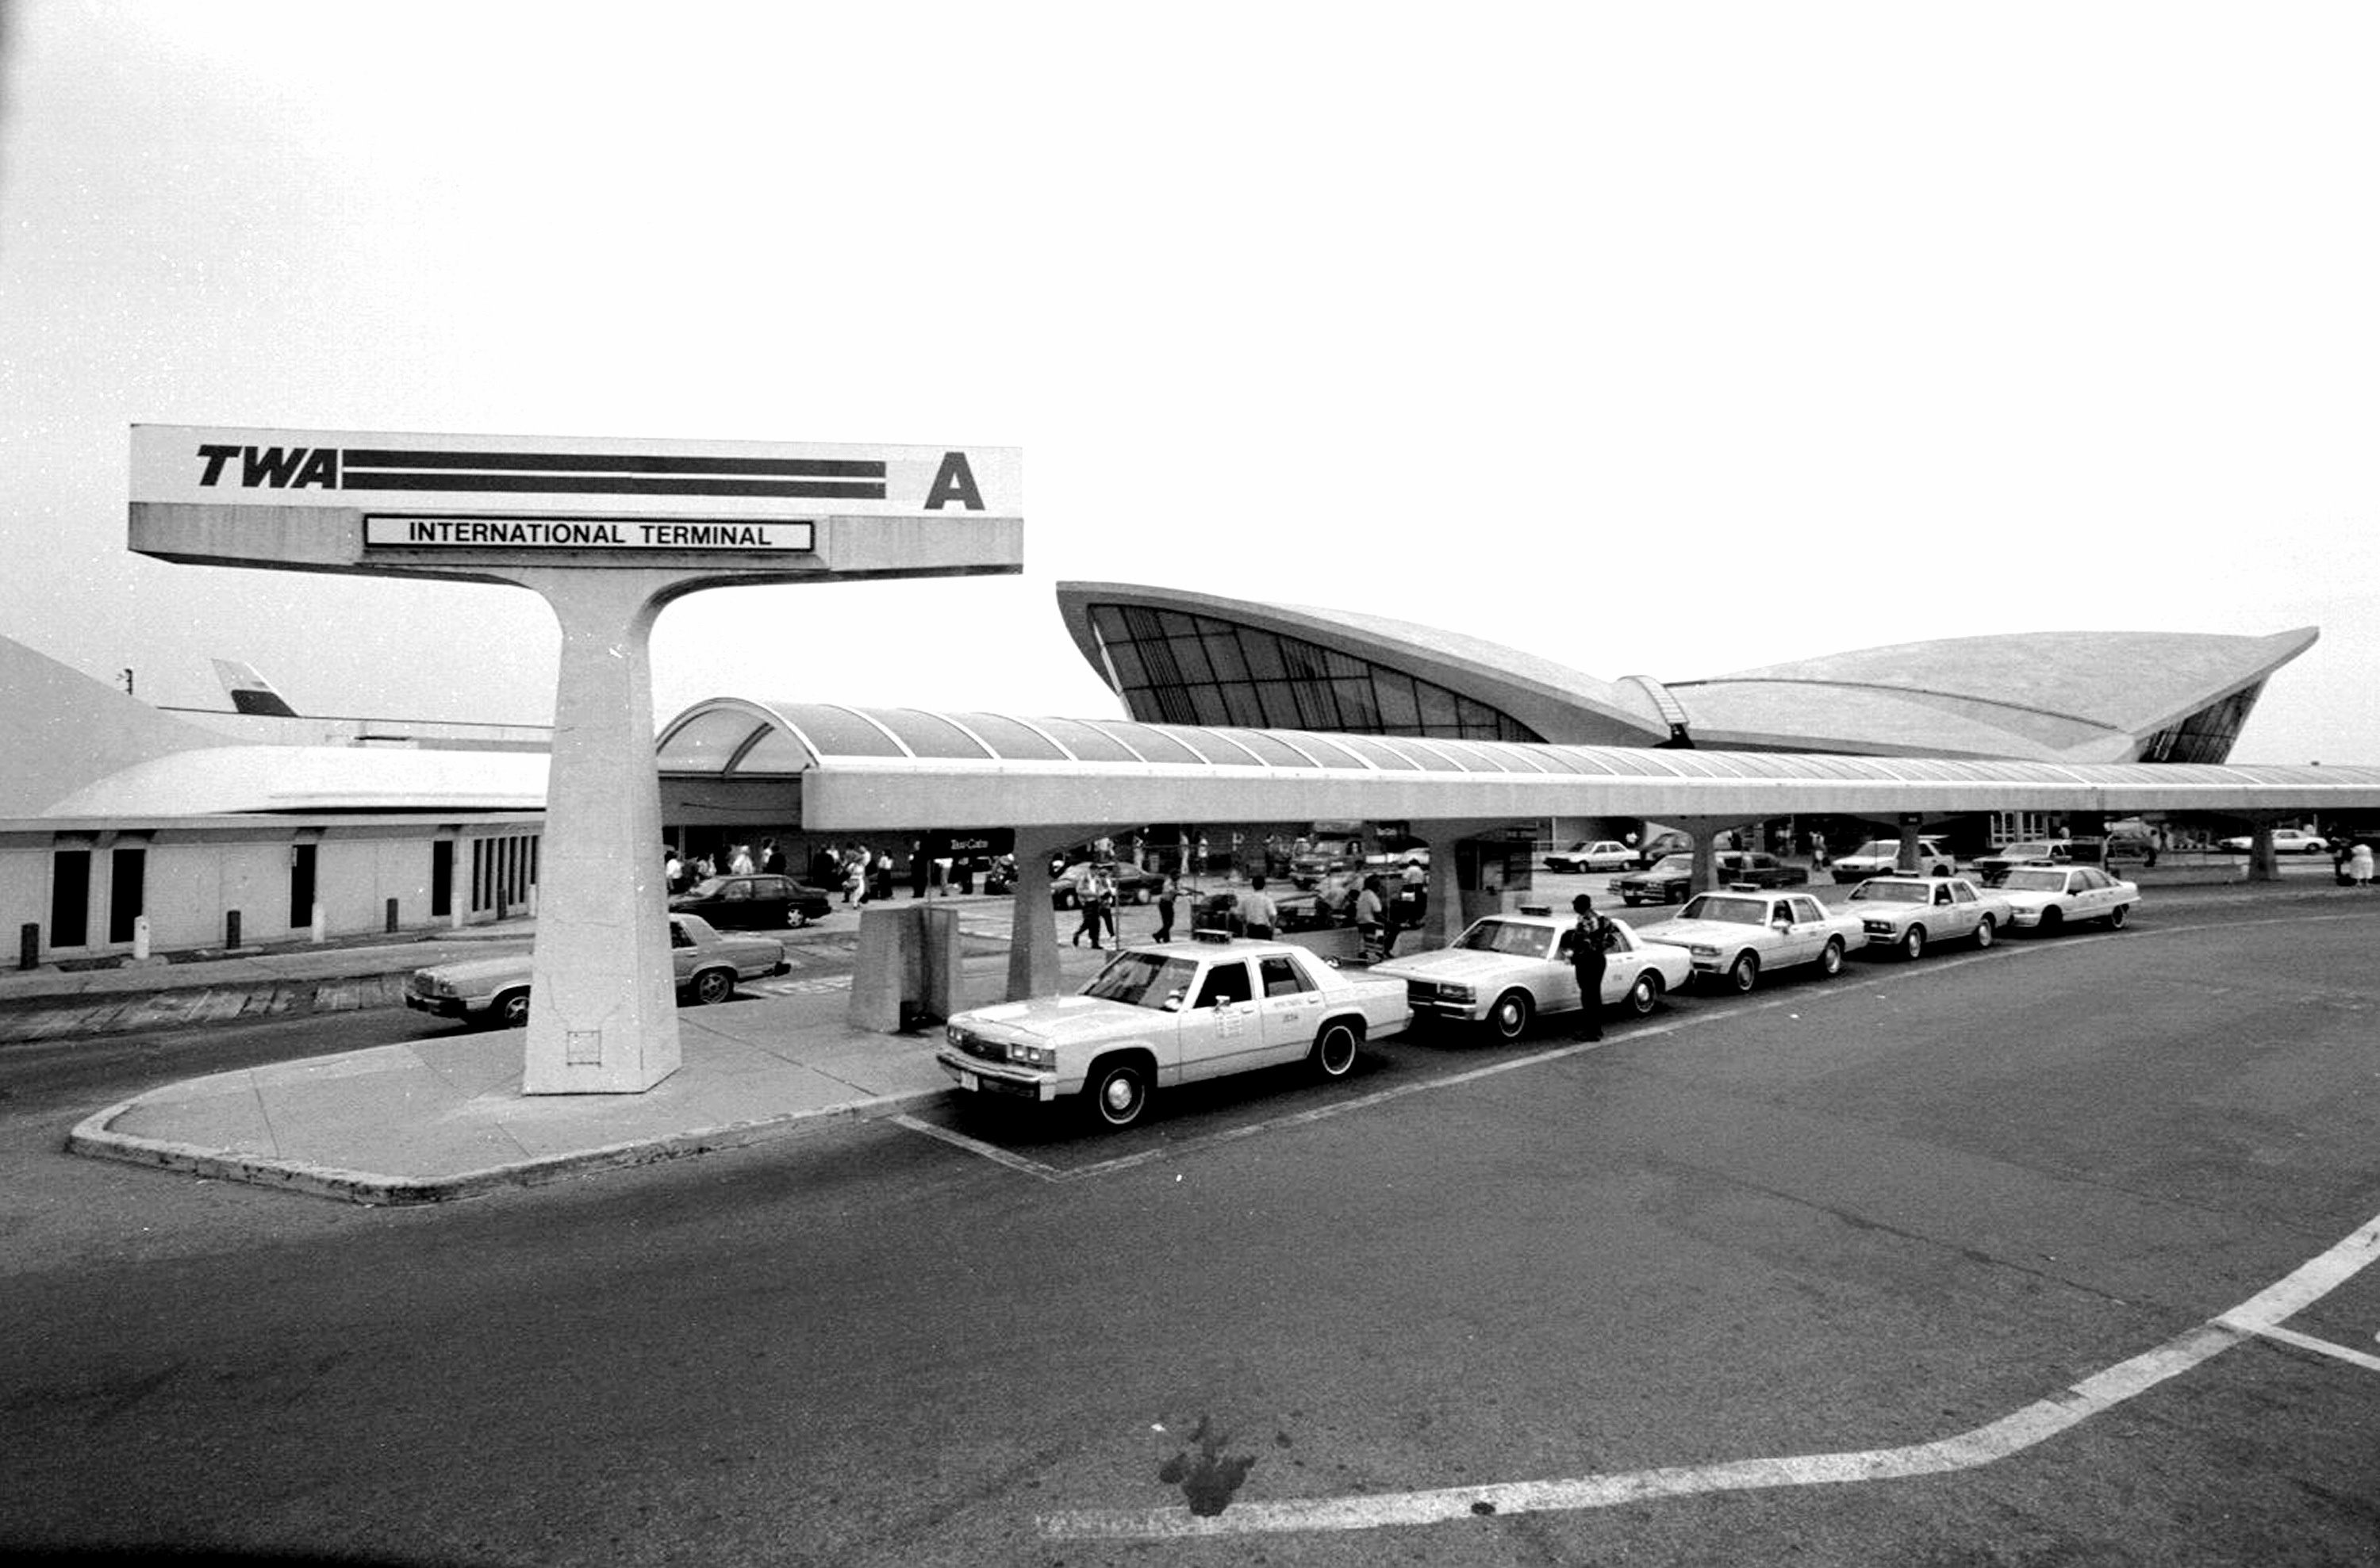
xmin=130 ymin=424 xmax=1023 ymax=581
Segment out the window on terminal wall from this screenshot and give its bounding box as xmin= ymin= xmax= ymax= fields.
xmin=109 ymin=847 xmax=146 ymax=945
xmin=49 ymin=849 xmax=90 ymax=949
xmin=432 ymin=841 xmax=453 ymax=918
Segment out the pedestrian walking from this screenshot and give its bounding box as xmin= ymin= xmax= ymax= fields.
xmin=1154 ymin=874 xmax=1178 ymax=941
xmin=1355 ymin=876 xmax=1386 ymax=960
xmin=1073 ymin=867 xmax=1111 ymax=945
xmin=1565 ymin=893 xmax=1614 ymax=1041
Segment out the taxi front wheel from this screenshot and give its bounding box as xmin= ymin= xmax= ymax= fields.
xmin=1085 ymin=1058 xmax=1150 ymax=1129
xmin=1484 ymin=991 xmax=1534 ymax=1042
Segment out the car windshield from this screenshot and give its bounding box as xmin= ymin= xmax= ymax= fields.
xmin=1649 ymin=855 xmax=1691 ymax=872
xmin=1850 ymin=880 xmax=1926 ymax=903
xmin=1846 ymin=842 xmax=1894 ymax=859
xmin=683 ymin=878 xmax=736 ymax=899
xmin=1453 ymin=919 xmax=1557 ymax=958
xmin=2001 ymin=869 xmax=2068 ymax=892
xmin=1081 ymin=950 xmax=1201 ymax=1009
xmin=1997 ymin=843 xmax=2055 ymax=857
xmin=1679 ymin=895 xmax=1770 ymax=925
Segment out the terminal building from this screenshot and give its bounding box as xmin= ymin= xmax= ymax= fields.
xmin=0 ymin=577 xmax=2347 ymax=970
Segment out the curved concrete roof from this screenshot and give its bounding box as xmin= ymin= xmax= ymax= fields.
xmin=1055 ymin=581 xmax=1671 ymax=746
xmin=42 ymin=746 xmax=550 ymax=818
xmin=1054 ymin=583 xmax=2317 ymax=764
xmin=1676 ymin=627 xmax=2318 ymax=761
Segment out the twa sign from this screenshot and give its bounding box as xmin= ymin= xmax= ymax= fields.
xmin=129 ymin=425 xmax=1023 ymax=579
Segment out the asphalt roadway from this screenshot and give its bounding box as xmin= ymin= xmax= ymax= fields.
xmin=2 ymin=875 xmax=2376 ymax=1563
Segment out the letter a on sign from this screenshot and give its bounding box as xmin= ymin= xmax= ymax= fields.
xmin=923 ymin=451 xmax=985 ymax=511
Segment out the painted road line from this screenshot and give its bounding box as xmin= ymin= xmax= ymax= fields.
xmin=889 ymin=1114 xmax=1063 ymax=1180
xmin=1038 ymin=1209 xmax=2380 ymax=1539
xmin=2233 ymin=1324 xmax=2380 ymax=1374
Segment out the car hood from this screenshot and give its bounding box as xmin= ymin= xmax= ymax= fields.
xmin=414 ymin=953 xmax=532 ymax=986
xmin=1372 ymin=949 xmax=1545 ymax=985
xmin=1633 ymin=918 xmax=1777 ymax=945
xmin=950 ymin=994 xmax=1163 ymax=1044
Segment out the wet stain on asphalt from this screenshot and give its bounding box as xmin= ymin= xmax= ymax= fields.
xmin=1155 ymin=1413 xmax=1257 ymax=1516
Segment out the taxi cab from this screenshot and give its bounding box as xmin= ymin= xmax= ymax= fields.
xmin=1370 ymin=905 xmax=1692 ymax=1041
xmin=1637 ymin=888 xmax=1868 ymax=992
xmin=1992 ymin=865 xmax=2141 ymax=933
xmin=935 ymin=932 xmax=1409 ymax=1129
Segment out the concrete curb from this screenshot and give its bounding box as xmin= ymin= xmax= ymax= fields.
xmin=66 ymin=1080 xmax=958 ymax=1206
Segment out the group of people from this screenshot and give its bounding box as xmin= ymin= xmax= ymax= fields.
xmin=662 ymin=838 xmax=786 ymax=895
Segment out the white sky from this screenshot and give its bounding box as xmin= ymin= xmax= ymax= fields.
xmin=2 ymin=2 xmax=2374 ymax=764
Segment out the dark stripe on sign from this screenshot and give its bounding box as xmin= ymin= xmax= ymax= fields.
xmin=340 ymin=473 xmax=885 ymax=499
xmin=342 ymin=448 xmax=888 ymax=478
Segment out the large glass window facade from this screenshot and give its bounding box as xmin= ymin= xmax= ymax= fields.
xmin=1088 ymin=604 xmax=1539 ymax=743
xmin=2135 ymin=686 xmax=2260 ymax=764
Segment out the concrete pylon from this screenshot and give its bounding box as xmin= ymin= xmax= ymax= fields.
xmin=1660 ymin=816 xmax=1753 ymax=898
xmin=1006 ymin=826 xmax=1096 ymax=1001
xmin=515 ymin=569 xmax=685 ymax=1095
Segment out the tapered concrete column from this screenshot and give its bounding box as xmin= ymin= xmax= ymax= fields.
xmin=1409 ymin=820 xmax=1519 ymax=949
xmin=1006 ymin=826 xmax=1089 ymax=1001
xmin=1896 ymin=813 xmax=1926 ymax=873
xmin=2248 ymin=821 xmax=2281 ymax=883
xmin=516 ymin=570 xmax=681 ymax=1094
xmin=1663 ymin=816 xmax=1750 ymax=897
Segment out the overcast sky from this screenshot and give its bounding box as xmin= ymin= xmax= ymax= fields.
xmin=3 ymin=2 xmax=2374 ymax=764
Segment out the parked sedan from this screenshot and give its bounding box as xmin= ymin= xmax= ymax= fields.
xmin=668 ymin=873 xmax=833 ymax=930
xmin=1994 ymin=865 xmax=2140 ymax=933
xmin=1607 ymin=851 xmax=1803 ymax=905
xmin=1544 ymin=840 xmax=1637 ymax=874
xmin=1845 ymin=875 xmax=2012 ymax=959
xmin=935 ymin=933 xmax=1410 ymax=1129
xmin=1637 ymin=890 xmax=1868 ymax=992
xmin=403 ymin=913 xmax=790 ymax=1028
xmin=2218 ymin=828 xmax=2329 ymax=854
xmin=1971 ymin=840 xmax=2074 ymax=882
xmin=1372 ymin=908 xmax=1691 ymax=1042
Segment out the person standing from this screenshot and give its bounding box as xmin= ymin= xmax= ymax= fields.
xmin=2350 ymin=842 xmax=2374 ymax=888
xmin=762 ymin=838 xmax=786 ymax=875
xmin=1073 ymin=867 xmax=1110 ymax=945
xmin=1237 ymin=876 xmax=1278 ymax=941
xmin=910 ymin=840 xmax=931 ymax=900
xmin=1355 ymin=876 xmax=1386 ymax=959
xmin=1565 ymin=893 xmax=1614 ymax=1041
xmin=1154 ymin=873 xmax=1179 ymax=942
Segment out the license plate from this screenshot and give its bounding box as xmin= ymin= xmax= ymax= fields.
xmin=959 ymin=1070 xmax=979 ymax=1092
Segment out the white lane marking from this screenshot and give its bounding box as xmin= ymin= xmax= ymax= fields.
xmin=2234 ymin=1324 xmax=2380 ymax=1374
xmin=889 ymin=1114 xmax=1061 ymax=1179
xmin=1038 ymin=1211 xmax=2380 ymax=1539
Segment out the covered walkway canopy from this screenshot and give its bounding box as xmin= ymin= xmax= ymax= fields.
xmin=658 ymin=697 xmax=2380 ymax=827
xmin=660 ymin=697 xmax=2380 ymax=1001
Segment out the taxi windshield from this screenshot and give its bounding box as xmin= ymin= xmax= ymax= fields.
xmin=1679 ymin=895 xmax=1770 ymax=925
xmin=1082 ymin=951 xmax=1200 ymax=1009
xmin=1454 ymin=919 xmax=1557 ymax=958
xmin=1846 ymin=841 xmax=1894 ymax=859
xmin=2001 ymin=868 xmax=2068 ymax=893
xmin=1850 ymin=880 xmax=1925 ymax=903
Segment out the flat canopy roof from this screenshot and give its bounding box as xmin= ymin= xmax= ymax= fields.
xmin=657 ymin=699 xmax=2380 ymax=830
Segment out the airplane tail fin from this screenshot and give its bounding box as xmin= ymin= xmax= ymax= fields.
xmin=212 ymin=659 xmax=300 ymax=717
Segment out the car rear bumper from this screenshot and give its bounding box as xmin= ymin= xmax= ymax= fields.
xmin=404 ymin=994 xmax=474 ymax=1019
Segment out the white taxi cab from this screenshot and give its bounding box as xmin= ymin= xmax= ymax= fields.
xmin=1637 ymin=888 xmax=1868 ymax=992
xmin=935 ymin=933 xmax=1409 ymax=1129
xmin=1992 ymin=865 xmax=2141 ymax=934
xmin=1371 ymin=907 xmax=1692 ymax=1042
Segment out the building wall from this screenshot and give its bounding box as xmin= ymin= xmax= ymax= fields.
xmin=1 ymin=816 xmax=543 ymax=966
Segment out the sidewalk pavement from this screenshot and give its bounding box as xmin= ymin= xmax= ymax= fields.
xmin=31 ymin=866 xmax=2308 ymax=1210
xmin=63 ymin=935 xmax=1123 ymax=1207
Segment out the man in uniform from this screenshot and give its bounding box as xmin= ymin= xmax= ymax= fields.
xmin=1565 ymin=892 xmax=1614 ymax=1041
